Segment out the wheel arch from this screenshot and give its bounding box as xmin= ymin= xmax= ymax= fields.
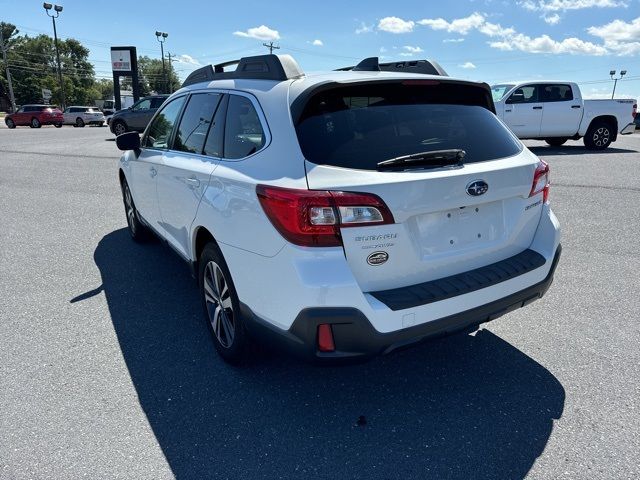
xmin=588 ymin=115 xmax=618 ymax=140
xmin=193 ymin=226 xmax=217 ymax=264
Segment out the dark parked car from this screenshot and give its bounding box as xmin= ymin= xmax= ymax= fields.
xmin=109 ymin=95 xmax=169 ymax=136
xmin=5 ymin=105 xmax=64 ymax=128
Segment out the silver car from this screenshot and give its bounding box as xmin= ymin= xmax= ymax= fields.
xmin=63 ymin=106 xmax=106 ymax=127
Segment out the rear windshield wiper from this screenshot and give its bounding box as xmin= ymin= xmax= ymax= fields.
xmin=377 ymin=149 xmax=466 ymax=170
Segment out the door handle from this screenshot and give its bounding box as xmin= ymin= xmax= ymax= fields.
xmin=186 ymin=177 xmax=200 ymax=188
xmin=150 ymin=167 xmax=157 ymax=177
xmin=505 ymin=109 xmax=512 ymax=112
xmin=532 ymin=106 xmax=543 ymax=110
xmin=571 ymin=105 xmax=581 ymax=109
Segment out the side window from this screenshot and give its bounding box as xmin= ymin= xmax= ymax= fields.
xmin=203 ymin=95 xmax=228 ymax=158
xmin=174 ymin=93 xmax=222 ymax=154
xmin=507 ymin=85 xmax=538 ymax=104
xmin=150 ymin=97 xmax=166 ymax=109
xmin=142 ymin=96 xmax=186 ymax=149
xmin=223 ymin=95 xmax=266 ymax=160
xmin=540 ymin=84 xmax=573 ymax=102
xmin=132 ymin=99 xmax=151 ymax=111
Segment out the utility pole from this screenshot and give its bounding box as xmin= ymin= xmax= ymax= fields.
xmin=0 ymin=27 xmax=17 ymax=113
xmin=609 ymin=69 xmax=627 ymax=99
xmin=165 ymin=52 xmax=178 ymax=93
xmin=155 ymin=31 xmax=168 ymax=93
xmin=43 ymin=3 xmax=66 ymax=109
xmin=262 ymin=41 xmax=280 ymax=55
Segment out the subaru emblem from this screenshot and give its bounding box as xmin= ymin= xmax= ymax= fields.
xmin=466 ymin=180 xmax=488 ymax=196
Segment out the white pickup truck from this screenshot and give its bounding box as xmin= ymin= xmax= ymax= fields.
xmin=492 ymin=82 xmax=636 ymax=149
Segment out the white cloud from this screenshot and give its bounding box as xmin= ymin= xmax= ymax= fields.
xmin=418 ymin=12 xmax=485 ymax=35
xmin=419 ymin=12 xmax=612 ymax=56
xmin=489 ymin=33 xmax=607 ymax=55
xmin=587 ymin=17 xmax=640 ymax=55
xmin=519 ymin=0 xmax=628 ymax=12
xmin=311 ymin=39 xmax=323 ymax=46
xmin=403 ymin=45 xmax=424 ymax=53
xmin=175 ymin=54 xmax=202 ymax=66
xmin=379 ymin=47 xmax=387 ymax=53
xmin=459 ymin=61 xmax=477 ymax=69
xmin=399 ymin=53 xmax=414 ymax=57
xmin=233 ymin=25 xmax=280 ymax=41
xmin=443 ymin=38 xmax=465 ymax=43
xmin=355 ymin=22 xmax=373 ymax=34
xmin=378 ymin=16 xmax=415 ymax=34
xmin=543 ymin=14 xmax=561 ymax=24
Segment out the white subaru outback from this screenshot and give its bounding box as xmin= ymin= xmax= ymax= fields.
xmin=115 ymin=54 xmax=561 ymax=363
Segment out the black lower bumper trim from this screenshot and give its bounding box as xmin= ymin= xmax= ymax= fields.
xmin=241 ymin=245 xmax=561 ymax=362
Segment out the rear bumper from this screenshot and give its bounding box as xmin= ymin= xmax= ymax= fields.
xmin=242 ymin=245 xmax=561 ymax=362
xmin=621 ymin=123 xmax=636 ymax=135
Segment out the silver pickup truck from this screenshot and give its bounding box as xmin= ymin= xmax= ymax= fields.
xmin=492 ymin=81 xmax=636 ymax=150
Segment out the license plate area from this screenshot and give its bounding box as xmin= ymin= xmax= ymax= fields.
xmin=413 ymin=200 xmax=504 ymax=256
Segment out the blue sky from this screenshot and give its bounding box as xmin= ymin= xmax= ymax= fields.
xmin=2 ymin=0 xmax=639 ymax=99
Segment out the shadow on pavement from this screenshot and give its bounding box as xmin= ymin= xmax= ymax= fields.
xmin=85 ymin=229 xmax=565 ymax=480
xmin=528 ymin=145 xmax=637 ymax=156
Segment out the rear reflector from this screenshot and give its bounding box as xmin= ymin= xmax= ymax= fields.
xmin=256 ymin=185 xmax=394 ymax=247
xmin=317 ymin=324 xmax=335 ymax=352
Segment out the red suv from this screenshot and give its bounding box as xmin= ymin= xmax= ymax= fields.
xmin=5 ymin=105 xmax=64 ymax=129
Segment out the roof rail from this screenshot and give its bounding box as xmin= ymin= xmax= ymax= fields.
xmin=182 ymin=54 xmax=304 ymax=87
xmin=336 ymin=57 xmax=448 ymax=76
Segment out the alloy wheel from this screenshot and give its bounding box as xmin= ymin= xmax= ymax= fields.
xmin=203 ymin=261 xmax=235 ymax=348
xmin=123 ymin=184 xmax=136 ymax=235
xmin=114 ymin=122 xmax=126 ymax=136
xmin=593 ymin=127 xmax=610 ymax=147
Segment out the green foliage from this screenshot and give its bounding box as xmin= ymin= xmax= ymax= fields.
xmin=0 ymin=21 xmax=116 ymax=109
xmin=137 ymin=55 xmax=180 ymax=95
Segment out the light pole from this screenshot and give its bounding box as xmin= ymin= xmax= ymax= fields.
xmin=155 ymin=31 xmax=168 ymax=93
xmin=43 ymin=2 xmax=66 ymax=109
xmin=609 ymin=69 xmax=627 ymax=99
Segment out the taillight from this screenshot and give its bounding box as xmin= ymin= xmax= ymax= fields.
xmin=256 ymin=185 xmax=394 ymax=247
xmin=529 ymin=160 xmax=550 ymax=204
xmin=633 ymin=103 xmax=637 ymax=119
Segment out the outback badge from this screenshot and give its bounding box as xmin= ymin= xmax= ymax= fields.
xmin=367 ymin=251 xmax=389 ymax=266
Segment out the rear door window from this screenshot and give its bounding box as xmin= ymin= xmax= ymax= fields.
xmin=295 ymin=82 xmax=521 ymax=171
xmin=174 ymin=93 xmax=222 ymax=154
xmin=223 ymin=95 xmax=266 ymax=160
xmin=540 ymin=84 xmax=573 ymax=102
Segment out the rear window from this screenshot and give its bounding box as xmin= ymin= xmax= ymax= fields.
xmin=295 ymin=82 xmax=521 ymax=171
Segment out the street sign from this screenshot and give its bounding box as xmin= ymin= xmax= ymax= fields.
xmin=111 ymin=50 xmax=132 ymax=72
xmin=42 ymin=88 xmax=52 ymax=103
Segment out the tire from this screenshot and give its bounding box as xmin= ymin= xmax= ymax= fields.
xmin=545 ymin=138 xmax=568 ymax=147
xmin=6 ymin=118 xmax=15 ymax=129
xmin=30 ymin=117 xmax=41 ymax=128
xmin=54 ymin=123 xmax=62 ymax=128
xmin=120 ymin=179 xmax=152 ymax=242
xmin=584 ymin=120 xmax=613 ymax=150
xmin=76 ymin=117 xmax=85 ymax=128
xmin=112 ymin=120 xmax=127 ymax=136
xmin=199 ymin=242 xmax=251 ymax=364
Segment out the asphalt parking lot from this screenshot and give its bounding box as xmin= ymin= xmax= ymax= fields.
xmin=1 ymin=126 xmax=639 ymax=480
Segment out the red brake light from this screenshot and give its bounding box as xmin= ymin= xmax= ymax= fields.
xmin=529 ymin=160 xmax=550 ymax=204
xmin=256 ymin=185 xmax=394 ymax=247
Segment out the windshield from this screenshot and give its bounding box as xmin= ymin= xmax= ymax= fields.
xmin=295 ymin=82 xmax=521 ymax=171
xmin=491 ymin=84 xmax=515 ymax=102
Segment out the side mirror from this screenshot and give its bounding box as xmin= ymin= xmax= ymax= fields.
xmin=116 ymin=131 xmax=141 ymax=151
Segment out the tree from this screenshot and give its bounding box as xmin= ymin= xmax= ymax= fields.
xmin=137 ymin=55 xmax=180 ymax=95
xmin=0 ymin=21 xmax=108 ymax=108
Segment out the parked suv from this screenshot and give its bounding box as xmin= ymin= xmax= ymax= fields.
xmin=109 ymin=95 xmax=169 ymax=136
xmin=116 ymin=54 xmax=561 ymax=363
xmin=5 ymin=104 xmax=63 ymax=128
xmin=62 ymin=106 xmax=105 ymax=127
